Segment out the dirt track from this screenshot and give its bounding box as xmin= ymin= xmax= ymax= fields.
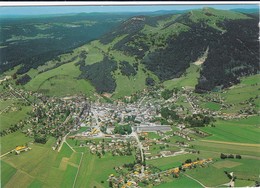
xmin=201 ymin=140 xmax=260 ymax=147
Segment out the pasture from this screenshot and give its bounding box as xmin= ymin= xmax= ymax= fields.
xmin=163 ymin=64 xmax=200 ymax=90
xmin=201 ymin=101 xmax=221 ymax=111
xmin=0 ymin=105 xmax=32 ymax=131
xmin=200 ymin=117 xmax=260 ymax=144
xmin=186 ymin=166 xmax=230 ymax=187
xmin=25 ymin=61 xmax=95 ymax=97
xmin=74 ymin=151 xmax=135 ymax=188
xmin=147 ymin=154 xmax=197 ymax=171
xmin=1 ymin=135 xmax=135 ymax=188
xmin=155 ymin=174 xmax=202 ymax=188
xmin=191 ymin=140 xmax=260 ymax=157
xmin=1 ymin=160 xmax=17 ymax=187
xmin=1 ymin=131 xmax=32 ymax=154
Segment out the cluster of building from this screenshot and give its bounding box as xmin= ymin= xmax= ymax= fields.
xmin=79 ymin=139 xmax=136 ymax=157
xmin=109 ymin=158 xmax=213 ymax=187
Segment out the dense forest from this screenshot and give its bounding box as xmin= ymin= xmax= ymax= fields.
xmin=78 ymin=56 xmax=118 ymax=93
xmin=0 ymin=13 xmax=133 ymax=74
xmin=195 ymin=18 xmax=259 ymax=92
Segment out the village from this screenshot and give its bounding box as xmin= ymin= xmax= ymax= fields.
xmin=0 ymin=84 xmax=258 ymax=187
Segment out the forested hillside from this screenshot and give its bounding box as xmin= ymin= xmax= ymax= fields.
xmin=0 ymin=13 xmax=134 ymax=74
xmin=1 ymin=8 xmax=259 ymax=96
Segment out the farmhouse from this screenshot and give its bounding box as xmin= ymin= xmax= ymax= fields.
xmin=15 ymin=146 xmax=31 ymax=154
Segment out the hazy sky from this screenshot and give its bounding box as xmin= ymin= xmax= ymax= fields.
xmin=0 ymin=4 xmax=258 ymax=16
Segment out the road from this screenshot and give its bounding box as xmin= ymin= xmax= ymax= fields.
xmin=184 ymin=173 xmax=208 ymax=188
xmin=184 ymin=94 xmax=197 ymax=114
xmin=58 ymin=132 xmax=71 ymax=152
xmin=0 ymin=150 xmax=14 ymax=158
xmin=72 ymin=152 xmax=84 ymax=188
xmin=132 ymin=132 xmax=145 ymax=175
xmin=8 ymin=85 xmax=31 ymax=104
xmin=138 ymin=96 xmax=146 ymax=108
xmin=201 ymin=140 xmax=260 ymax=147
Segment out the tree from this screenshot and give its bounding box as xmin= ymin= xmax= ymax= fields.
xmin=185 ymin=159 xmax=192 ymax=163
xmin=220 ymin=153 xmax=227 ymax=159
xmin=161 ymin=89 xmax=173 ymax=100
xmin=235 ymin=154 xmax=242 ymax=159
xmin=109 ymin=181 xmax=113 ymax=187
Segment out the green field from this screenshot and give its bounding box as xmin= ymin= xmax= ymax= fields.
xmin=1 ymin=136 xmax=135 ymax=188
xmin=164 ymin=64 xmax=200 ymax=90
xmin=25 ymin=61 xmax=95 ymax=97
xmin=28 ymin=179 xmax=45 ymax=188
xmin=200 ymin=117 xmax=260 ymax=144
xmin=60 ymin=165 xmax=78 ymax=188
xmin=1 ymin=131 xmax=33 ymax=154
xmin=148 ymin=132 xmax=161 ymax=139
xmin=147 ymin=154 xmax=197 ymax=171
xmin=185 ymin=158 xmax=260 ymax=187
xmin=155 ymin=174 xmax=203 ymax=188
xmin=75 ymin=151 xmax=135 ymax=188
xmin=1 ymin=160 xmax=17 ymax=187
xmin=220 ymin=75 xmax=260 ymax=113
xmin=201 ymin=101 xmax=221 ymax=111
xmin=191 ymin=140 xmax=260 ymax=157
xmin=186 ymin=165 xmax=230 ymax=187
xmin=0 ymin=99 xmax=15 ymax=111
xmin=0 ymin=105 xmax=31 ymax=131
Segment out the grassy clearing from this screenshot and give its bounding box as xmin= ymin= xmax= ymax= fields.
xmin=201 ymin=102 xmax=221 ymax=111
xmin=112 ymin=65 xmax=147 ymax=99
xmin=84 ymin=44 xmax=104 ymax=65
xmin=164 ymin=64 xmax=200 ymax=90
xmin=148 ymin=132 xmax=161 ymax=139
xmin=0 ymin=105 xmax=32 ymax=131
xmin=6 ymin=34 xmax=54 ymax=42
xmin=200 ymin=117 xmax=260 ymax=144
xmin=25 ymin=61 xmax=95 ymax=97
xmin=240 ymin=74 xmax=259 ymax=85
xmin=221 ymin=75 xmax=260 ymax=113
xmin=1 ymin=131 xmax=32 ymax=154
xmin=155 ymin=174 xmax=203 ymax=188
xmin=0 ymin=99 xmax=15 ymax=111
xmin=1 ymin=160 xmax=17 ymax=187
xmin=147 ymin=154 xmax=197 ymax=171
xmin=212 ymin=160 xmax=242 ymax=169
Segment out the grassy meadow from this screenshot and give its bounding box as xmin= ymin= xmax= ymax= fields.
xmin=200 ymin=116 xmax=260 ymax=144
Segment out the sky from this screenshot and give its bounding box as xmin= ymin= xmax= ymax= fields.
xmin=0 ymin=4 xmax=259 ymax=16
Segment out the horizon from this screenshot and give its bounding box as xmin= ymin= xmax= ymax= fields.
xmin=0 ymin=4 xmax=259 ymax=17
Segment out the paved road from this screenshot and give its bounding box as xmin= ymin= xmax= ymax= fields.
xmin=132 ymin=132 xmax=145 ymax=175
xmin=58 ymin=132 xmax=70 ymax=152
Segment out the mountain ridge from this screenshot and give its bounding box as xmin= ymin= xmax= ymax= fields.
xmin=1 ymin=8 xmax=259 ymax=97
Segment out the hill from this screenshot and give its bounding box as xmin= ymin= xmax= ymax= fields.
xmin=0 ymin=12 xmax=135 ymax=74
xmin=1 ymin=8 xmax=259 ymax=97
